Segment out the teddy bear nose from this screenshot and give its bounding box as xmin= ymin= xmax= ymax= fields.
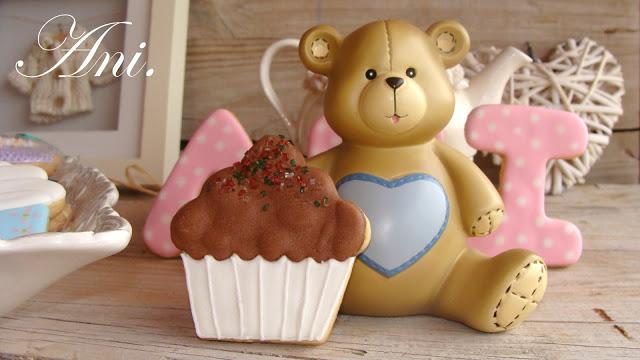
xmin=385 ymin=76 xmax=405 ymax=89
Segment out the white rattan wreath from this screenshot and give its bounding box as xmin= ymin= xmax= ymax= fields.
xmin=462 ymin=38 xmax=625 ymax=195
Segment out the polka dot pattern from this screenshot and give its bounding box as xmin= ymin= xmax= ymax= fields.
xmin=143 ymin=109 xmax=252 ymax=257
xmin=466 ymin=105 xmax=588 ymax=267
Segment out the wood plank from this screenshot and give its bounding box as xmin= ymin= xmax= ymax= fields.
xmin=545 ymin=184 xmax=640 ymax=251
xmin=0 ymin=317 xmax=638 ymax=359
xmin=182 ymin=37 xmax=305 ymax=138
xmin=0 ymin=185 xmax=639 ymax=358
xmin=0 ymin=250 xmax=638 ymax=359
xmin=589 ymin=132 xmax=639 ymax=184
xmin=182 ymin=0 xmax=639 ymax=183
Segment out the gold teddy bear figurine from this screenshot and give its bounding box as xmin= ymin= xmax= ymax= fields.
xmin=300 ymin=19 xmax=547 ymax=332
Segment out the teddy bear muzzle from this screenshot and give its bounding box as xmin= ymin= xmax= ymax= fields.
xmin=358 ymin=74 xmax=427 ymax=136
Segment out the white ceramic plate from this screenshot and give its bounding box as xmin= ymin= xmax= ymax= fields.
xmin=0 ymin=157 xmax=132 ymax=315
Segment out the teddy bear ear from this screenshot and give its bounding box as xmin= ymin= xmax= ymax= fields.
xmin=426 ymin=20 xmax=470 ymax=69
xmin=299 ymin=25 xmax=343 ymax=76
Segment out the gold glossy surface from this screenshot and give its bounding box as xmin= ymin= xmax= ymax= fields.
xmin=301 ymin=20 xmax=546 ymax=332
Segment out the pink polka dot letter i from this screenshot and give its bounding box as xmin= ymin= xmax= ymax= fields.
xmin=465 ymin=105 xmax=588 ymax=267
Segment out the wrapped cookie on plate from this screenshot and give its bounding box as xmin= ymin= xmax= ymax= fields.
xmin=0 ymin=134 xmax=63 ymax=176
xmin=171 ymin=135 xmax=370 ymax=344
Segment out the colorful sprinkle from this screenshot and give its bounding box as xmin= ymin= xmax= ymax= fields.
xmin=212 ymin=135 xmax=331 ymax=215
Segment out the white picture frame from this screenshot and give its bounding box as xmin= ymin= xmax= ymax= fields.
xmin=0 ymin=0 xmax=189 ymax=182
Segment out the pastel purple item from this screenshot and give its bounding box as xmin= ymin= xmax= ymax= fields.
xmin=0 ymin=135 xmax=56 ymax=164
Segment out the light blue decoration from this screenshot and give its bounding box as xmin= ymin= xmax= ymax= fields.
xmin=337 ymin=173 xmax=449 ymax=277
xmin=0 ymin=203 xmax=49 ymax=240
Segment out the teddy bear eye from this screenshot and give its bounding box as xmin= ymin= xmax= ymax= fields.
xmin=365 ymin=69 xmax=377 ymax=80
xmin=406 ymin=67 xmax=416 ymax=78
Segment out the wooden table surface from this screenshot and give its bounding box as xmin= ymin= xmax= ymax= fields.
xmin=0 ymin=184 xmax=638 ymax=359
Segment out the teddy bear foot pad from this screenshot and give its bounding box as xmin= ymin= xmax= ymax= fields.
xmin=491 ymin=259 xmax=547 ymax=332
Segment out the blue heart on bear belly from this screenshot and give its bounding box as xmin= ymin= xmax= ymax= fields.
xmin=336 ymin=173 xmax=449 ymax=277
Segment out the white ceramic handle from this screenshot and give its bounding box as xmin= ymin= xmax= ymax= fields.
xmin=259 ymin=38 xmax=300 ymax=142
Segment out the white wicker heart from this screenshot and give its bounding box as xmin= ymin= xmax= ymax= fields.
xmin=0 ymin=157 xmax=131 ymax=315
xmin=462 ymin=38 xmax=625 ymax=195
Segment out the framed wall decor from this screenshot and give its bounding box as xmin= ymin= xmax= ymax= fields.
xmin=0 ymin=0 xmax=189 ymax=182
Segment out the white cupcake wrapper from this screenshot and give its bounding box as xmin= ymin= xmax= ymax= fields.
xmin=181 ymin=253 xmax=355 ymax=342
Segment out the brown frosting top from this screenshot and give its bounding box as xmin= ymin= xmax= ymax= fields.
xmin=171 ymin=135 xmax=367 ymax=262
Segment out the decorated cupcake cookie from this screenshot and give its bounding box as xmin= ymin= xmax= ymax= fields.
xmin=171 ymin=135 xmax=370 ymax=344
xmin=0 ymin=163 xmax=71 ymax=239
xmin=0 ymin=134 xmax=62 ymax=176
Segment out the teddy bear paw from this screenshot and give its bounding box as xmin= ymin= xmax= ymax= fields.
xmin=492 ymin=259 xmax=547 ymax=331
xmin=470 ymin=208 xmax=504 ymax=236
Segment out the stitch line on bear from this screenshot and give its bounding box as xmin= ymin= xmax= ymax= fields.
xmin=383 ymin=21 xmax=392 ymax=70
xmin=492 ymin=260 xmax=544 ymax=329
xmin=470 ymin=208 xmax=503 ymax=236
